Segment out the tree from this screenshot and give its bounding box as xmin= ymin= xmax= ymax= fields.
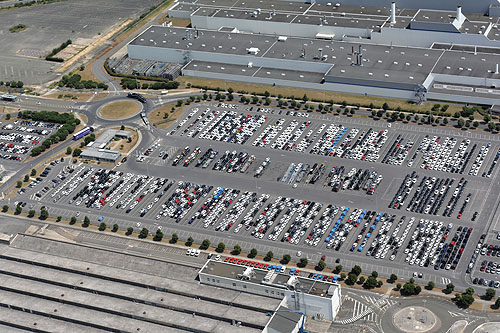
xmin=216 ymin=242 xmax=226 ymax=253
xmin=401 ymin=282 xmax=416 ymax=296
xmin=316 ymin=260 xmax=326 ymax=271
xmin=298 ymin=257 xmax=308 ymax=268
xmin=72 ymin=148 xmax=82 ymax=157
xmin=2 ymin=205 xmax=8 ymax=212
xmin=39 ymin=209 xmax=48 ymax=220
xmin=457 ymin=118 xmax=465 ymax=128
xmin=200 ymin=239 xmax=210 ymax=250
xmin=153 ymin=229 xmax=164 ymax=241
xmin=396 ymin=283 xmax=402 ymax=290
xmin=371 ymin=271 xmax=378 ymax=278
xmin=350 ymin=265 xmax=362 ymax=277
xmin=473 ymin=121 xmax=479 ymax=128
xmin=382 ymin=102 xmax=389 ymax=111
xmin=66 ymin=147 xmax=72 ymax=155
xmin=112 ymin=224 xmax=118 ymax=232
xmin=399 ymin=112 xmax=405 ymax=120
xmin=126 ymin=227 xmax=133 ymax=235
xmin=302 ymin=94 xmax=309 ymax=103
xmin=426 ymin=281 xmax=435 ymax=290
xmin=461 ymin=288 xmax=473 ymax=297
xmin=445 ymin=283 xmax=455 ymax=294
xmin=232 ymin=244 xmax=242 ymax=255
xmin=30 ymin=169 xmax=36 ymax=176
xmin=371 ymin=110 xmax=377 ymax=117
xmin=414 ymin=114 xmax=419 ymax=122
xmin=485 ymin=288 xmax=496 ymax=300
xmin=56 ymin=216 xmax=62 ymax=222
xmin=376 ymin=110 xmax=383 ymax=118
xmin=415 ymin=286 xmax=422 ymax=295
xmin=443 ymin=117 xmax=448 ymax=125
xmin=280 ymin=254 xmax=291 ymax=264
xmin=406 ymin=114 xmax=411 ymax=122
xmin=27 ymin=210 xmax=35 ymax=217
xmin=16 ymin=180 xmax=22 ymax=188
xmin=249 ymin=248 xmax=258 ymax=258
xmin=391 ymin=112 xmax=398 ymax=121
xmin=345 ymin=273 xmax=357 ymax=285
xmin=70 ymin=216 xmax=77 ymax=224
xmin=350 ymin=108 xmax=355 ymax=115
xmin=357 ymin=276 xmax=365 ymax=284
xmin=495 ymin=297 xmax=500 ymax=309
xmin=363 ymin=276 xmax=378 ymax=289
xmin=186 ymin=236 xmax=194 ymax=246
xmin=340 ymin=273 xmax=346 ymax=280
xmin=83 ymin=216 xmax=90 ymax=225
xmin=455 ymin=293 xmax=474 ymax=308
xmin=489 ymin=121 xmax=495 ymax=131
xmin=334 ymin=265 xmax=343 ymax=274
xmin=138 ymin=227 xmax=149 ymax=239
xmin=389 ymin=274 xmax=397 ymax=283
xmin=98 ymin=222 xmax=106 ymax=231
xmin=120 ymin=124 xmax=125 ymax=130
xmin=170 ymin=233 xmax=178 ymax=243
xmin=265 ymin=251 xmax=274 ymax=261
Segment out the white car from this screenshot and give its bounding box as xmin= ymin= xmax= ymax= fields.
xmin=186 ymin=248 xmax=192 ymax=255
xmin=194 ymin=249 xmax=200 ymax=257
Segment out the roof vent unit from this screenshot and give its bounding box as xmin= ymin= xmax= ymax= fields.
xmin=246 ymin=47 xmax=260 ymax=55
xmin=248 ymin=62 xmax=253 ymax=68
xmin=286 ymin=276 xmax=299 ymax=290
xmin=322 ymin=54 xmax=328 ymax=61
xmin=239 ymin=267 xmax=255 ymax=280
xmin=391 ymin=2 xmax=396 ymax=24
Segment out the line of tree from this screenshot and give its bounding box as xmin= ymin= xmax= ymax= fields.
xmin=17 ymin=110 xmax=80 ymax=156
xmin=46 ymin=39 xmax=72 ymax=62
xmin=58 ymin=74 xmax=108 ymax=90
xmin=0 ymin=80 xmax=24 ymax=88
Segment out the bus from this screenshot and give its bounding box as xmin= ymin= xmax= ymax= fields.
xmin=73 ymin=126 xmax=94 ymax=140
xmin=1 ymin=94 xmax=18 ymax=102
xmin=127 ymin=92 xmax=146 ymax=103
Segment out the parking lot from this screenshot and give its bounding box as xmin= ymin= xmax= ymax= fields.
xmin=0 ymin=0 xmax=160 ymax=85
xmin=11 ymin=102 xmax=500 ymax=287
xmin=0 ymin=120 xmax=59 ymax=162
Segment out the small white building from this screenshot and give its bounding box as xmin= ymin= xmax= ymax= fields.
xmin=198 ymin=260 xmax=342 ymax=322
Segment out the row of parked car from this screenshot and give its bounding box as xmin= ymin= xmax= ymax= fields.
xmin=381 ymin=134 xmax=414 ymax=166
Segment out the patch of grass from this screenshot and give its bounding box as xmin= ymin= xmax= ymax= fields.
xmin=99 ymin=100 xmax=141 ymax=119
xmin=176 ymin=76 xmax=464 ymax=114
xmin=9 ymin=24 xmax=26 ymax=33
xmin=148 ymin=103 xmax=186 ymax=129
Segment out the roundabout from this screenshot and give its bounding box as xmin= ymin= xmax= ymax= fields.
xmin=97 ymin=99 xmax=142 ymax=120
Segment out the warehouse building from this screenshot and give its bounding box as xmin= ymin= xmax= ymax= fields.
xmin=127 ymin=25 xmax=500 ymax=104
xmin=0 ymin=229 xmax=281 ymax=332
xmin=170 ymin=0 xmax=500 ymax=48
